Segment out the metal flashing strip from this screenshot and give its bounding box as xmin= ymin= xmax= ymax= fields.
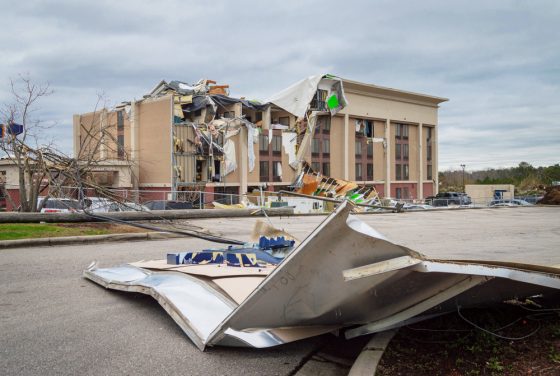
xmin=84 ymin=201 xmax=560 ymax=350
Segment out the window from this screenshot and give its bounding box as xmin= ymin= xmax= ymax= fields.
xmin=403 ymin=164 xmax=409 ymax=180
xmin=403 ymin=144 xmax=409 ymax=160
xmin=367 ymin=143 xmax=373 ymax=158
xmin=396 ymin=188 xmax=402 ymax=199
xmin=255 ymin=112 xmax=263 ymax=122
xmin=322 ymin=162 xmax=330 ymax=176
xmin=322 ymin=117 xmax=331 ymax=133
xmin=222 ymin=111 xmax=234 ymax=119
xmin=395 ymin=144 xmax=401 ymax=159
xmin=355 ymin=163 xmax=363 ymax=180
xmin=426 ymin=127 xmax=432 ymax=142
xmin=427 ymin=144 xmax=432 ymax=161
xmin=311 ymin=162 xmax=321 ymax=172
xmin=427 ymin=164 xmax=433 ymax=180
xmin=396 ymin=187 xmax=409 ymax=199
xmin=365 ymin=120 xmax=373 ymax=137
xmin=117 ymin=111 xmax=124 ymax=131
xmin=367 ymin=163 xmax=373 ymax=180
xmin=278 ymin=116 xmax=290 ymax=126
xmin=312 ymin=138 xmax=321 ymax=155
xmin=395 ymin=124 xmax=409 ymax=139
xmin=355 ymin=140 xmax=362 ymax=156
xmin=322 ymin=139 xmax=330 ymax=155
xmin=259 ymin=161 xmax=269 ymax=182
xmin=117 ymin=134 xmax=125 ymax=159
xmin=396 ymin=164 xmax=402 ymax=180
xmin=259 ymin=134 xmax=269 ymax=153
xmin=272 ymin=135 xmax=282 ymax=154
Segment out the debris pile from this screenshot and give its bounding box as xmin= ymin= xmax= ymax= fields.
xmin=143 ymin=75 xmax=348 ymax=193
xmin=537 ymin=185 xmax=560 ymax=205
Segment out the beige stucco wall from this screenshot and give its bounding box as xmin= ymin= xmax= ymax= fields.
xmin=137 ymin=96 xmax=172 ymax=186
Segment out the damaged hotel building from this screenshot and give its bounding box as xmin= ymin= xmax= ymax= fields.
xmin=72 ymin=75 xmax=447 ymax=201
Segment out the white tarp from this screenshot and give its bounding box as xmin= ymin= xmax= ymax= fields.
xmin=223 ymin=139 xmax=237 ymax=175
xmin=266 ymin=75 xmax=324 ymax=118
xmin=282 ymin=132 xmax=298 ymax=169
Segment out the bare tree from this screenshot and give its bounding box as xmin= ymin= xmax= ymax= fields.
xmin=1 ymin=75 xmax=135 ymax=212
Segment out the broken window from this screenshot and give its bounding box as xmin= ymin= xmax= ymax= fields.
xmin=364 ymin=120 xmax=373 ymax=138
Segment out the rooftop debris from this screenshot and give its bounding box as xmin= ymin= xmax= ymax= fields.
xmin=84 ymin=201 xmax=560 ymax=351
xmin=538 ymin=185 xmax=560 ymax=205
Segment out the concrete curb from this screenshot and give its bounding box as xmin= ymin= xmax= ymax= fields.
xmin=348 ymin=329 xmax=398 ymax=376
xmin=0 ymin=232 xmax=182 ymax=250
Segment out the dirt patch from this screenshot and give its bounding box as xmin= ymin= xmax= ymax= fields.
xmin=377 ymin=303 xmax=560 ymax=375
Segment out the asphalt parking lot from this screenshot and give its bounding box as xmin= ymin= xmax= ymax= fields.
xmin=1 ymin=206 xmax=559 ymax=375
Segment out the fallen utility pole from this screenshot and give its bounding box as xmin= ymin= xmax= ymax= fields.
xmin=0 ymin=207 xmax=294 ymax=224
xmin=277 ymin=190 xmax=404 ymax=212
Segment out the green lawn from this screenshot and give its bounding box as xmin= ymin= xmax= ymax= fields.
xmin=0 ymin=223 xmax=115 ymax=241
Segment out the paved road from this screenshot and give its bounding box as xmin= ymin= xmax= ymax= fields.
xmin=1 ymin=206 xmax=559 ymax=375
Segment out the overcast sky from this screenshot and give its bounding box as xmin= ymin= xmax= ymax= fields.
xmin=1 ymin=0 xmax=558 ymax=171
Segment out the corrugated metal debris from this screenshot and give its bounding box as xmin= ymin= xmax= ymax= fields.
xmin=83 ymin=201 xmax=560 ymax=351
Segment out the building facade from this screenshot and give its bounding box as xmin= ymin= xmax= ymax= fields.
xmin=72 ymin=77 xmax=447 ymax=202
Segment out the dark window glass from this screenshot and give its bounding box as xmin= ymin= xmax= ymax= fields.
xmin=321 ymin=116 xmax=331 ymax=133
xmin=396 ymin=164 xmax=402 ymax=180
xmin=367 ymin=142 xmax=373 ymax=158
xmin=396 ymin=188 xmax=402 ymax=199
xmin=259 ymin=161 xmax=269 ymax=182
xmin=395 ymin=144 xmax=401 ymax=159
xmin=365 ymin=120 xmax=373 ymax=137
xmin=117 ymin=111 xmax=124 ymax=131
xmin=117 ymin=134 xmax=125 ymax=159
xmin=322 ymin=162 xmax=330 ymax=176
xmin=395 ymin=124 xmax=401 ymax=138
xmin=403 ymin=124 xmax=409 ymax=139
xmin=367 ymin=163 xmax=373 ymax=180
xmin=427 ymin=144 xmax=432 ymax=161
xmin=427 ymin=164 xmax=433 ymax=180
xmin=403 ymin=144 xmax=409 ymax=160
xmin=403 ymin=164 xmax=409 ymax=180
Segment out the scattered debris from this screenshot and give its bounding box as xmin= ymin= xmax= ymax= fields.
xmin=538 ymin=185 xmax=560 ymax=205
xmin=84 ymin=201 xmax=560 ymax=351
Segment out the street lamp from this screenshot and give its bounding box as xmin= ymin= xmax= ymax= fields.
xmin=460 ymin=164 xmax=466 ymax=192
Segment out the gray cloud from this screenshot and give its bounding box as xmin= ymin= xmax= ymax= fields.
xmin=1 ymin=0 xmax=558 ymax=170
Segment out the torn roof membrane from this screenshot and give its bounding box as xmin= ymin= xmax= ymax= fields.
xmin=83 ymin=201 xmax=560 ymax=351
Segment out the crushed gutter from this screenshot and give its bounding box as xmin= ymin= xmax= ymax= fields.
xmin=83 ymin=201 xmax=560 ymax=351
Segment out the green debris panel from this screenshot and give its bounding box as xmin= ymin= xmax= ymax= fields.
xmin=327 ymin=94 xmax=339 ymax=109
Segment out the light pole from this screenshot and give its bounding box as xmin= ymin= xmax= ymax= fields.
xmin=460 ymin=164 xmax=466 ymax=192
